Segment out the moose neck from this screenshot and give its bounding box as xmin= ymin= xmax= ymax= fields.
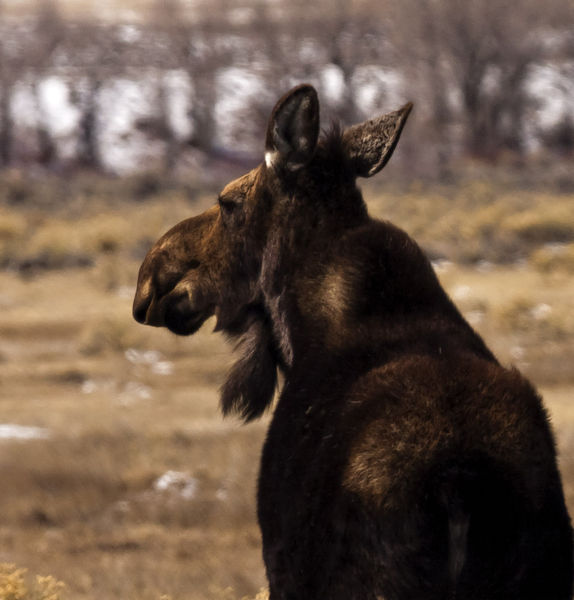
xmin=258 ymin=177 xmax=369 ymax=369
xmin=260 ymin=213 xmax=496 ymax=375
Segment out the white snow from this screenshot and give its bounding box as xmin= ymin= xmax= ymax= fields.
xmin=154 ymin=470 xmax=198 ymax=499
xmin=0 ymin=424 xmax=50 ymax=441
xmin=452 ymin=285 xmax=472 ymax=301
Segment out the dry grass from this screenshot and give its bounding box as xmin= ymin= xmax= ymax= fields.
xmin=0 ymin=563 xmax=268 ymax=600
xmin=531 ymin=242 xmax=574 ymax=274
xmin=367 ymin=180 xmax=574 ymax=264
xmin=1 ymin=175 xmax=573 ymax=598
xmin=0 ymin=564 xmax=66 ymax=600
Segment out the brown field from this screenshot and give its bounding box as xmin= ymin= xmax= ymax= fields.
xmin=1 ymin=175 xmax=574 ymax=599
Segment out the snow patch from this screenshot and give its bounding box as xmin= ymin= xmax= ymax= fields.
xmin=154 ymin=470 xmax=198 ymax=499
xmin=125 ymin=348 xmax=174 ymax=376
xmin=432 ymin=259 xmax=453 ymax=274
xmin=531 ymin=303 xmax=552 ymax=320
xmin=0 ymin=424 xmax=50 ymax=441
xmin=452 ymin=285 xmax=472 ymax=300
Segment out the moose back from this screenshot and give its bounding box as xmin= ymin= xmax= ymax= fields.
xmin=133 ymin=85 xmax=573 ymax=599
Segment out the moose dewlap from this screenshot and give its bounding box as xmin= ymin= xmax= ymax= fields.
xmin=133 ymin=85 xmax=573 ymax=600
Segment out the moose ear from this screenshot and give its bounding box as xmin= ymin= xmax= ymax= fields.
xmin=265 ymin=84 xmax=320 ymax=171
xmin=342 ymin=102 xmax=413 ymax=178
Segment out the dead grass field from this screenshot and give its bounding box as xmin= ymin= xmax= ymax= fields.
xmin=1 ymin=176 xmax=573 ymax=599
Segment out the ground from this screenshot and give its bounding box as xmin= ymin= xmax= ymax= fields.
xmin=0 ymin=174 xmax=573 ymax=599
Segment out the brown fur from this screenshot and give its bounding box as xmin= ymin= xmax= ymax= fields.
xmin=134 ymin=85 xmax=572 ymax=599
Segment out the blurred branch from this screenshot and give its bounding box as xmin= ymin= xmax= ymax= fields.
xmin=0 ymin=0 xmax=572 ymax=176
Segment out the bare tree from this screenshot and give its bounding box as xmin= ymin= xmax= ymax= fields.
xmin=0 ymin=1 xmax=26 ymax=167
xmin=28 ymin=0 xmax=65 ymax=166
xmin=1 ymin=0 xmax=573 ymax=175
xmin=390 ymin=0 xmax=574 ymax=160
xmin=319 ymin=0 xmax=388 ymax=124
xmin=63 ymin=17 xmax=133 ymax=170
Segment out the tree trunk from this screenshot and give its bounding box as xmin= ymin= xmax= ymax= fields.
xmin=76 ymin=78 xmax=102 ymax=170
xmin=188 ymin=72 xmax=217 ymax=155
xmin=32 ymin=79 xmax=57 ymax=166
xmin=157 ymin=79 xmax=179 ymax=173
xmin=0 ymin=83 xmax=13 ymax=168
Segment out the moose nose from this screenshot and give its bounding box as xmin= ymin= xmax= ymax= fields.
xmin=133 ymin=296 xmax=151 ymax=324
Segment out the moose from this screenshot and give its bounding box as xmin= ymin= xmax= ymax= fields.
xmin=133 ymin=85 xmax=573 ymax=599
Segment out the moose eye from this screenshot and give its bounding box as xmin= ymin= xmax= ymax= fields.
xmin=218 ymin=196 xmax=237 ymax=215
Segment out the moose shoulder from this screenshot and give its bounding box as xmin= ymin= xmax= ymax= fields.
xmin=133 ymin=85 xmax=573 ymax=599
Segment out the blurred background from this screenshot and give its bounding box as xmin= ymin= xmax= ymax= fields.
xmin=0 ymin=0 xmax=573 ymax=598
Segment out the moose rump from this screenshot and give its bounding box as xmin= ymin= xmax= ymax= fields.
xmin=259 ymin=354 xmax=571 ymax=599
xmin=133 ymin=84 xmax=573 ymax=599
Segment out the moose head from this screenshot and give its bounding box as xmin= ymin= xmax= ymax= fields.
xmin=133 ymin=84 xmax=412 ymax=420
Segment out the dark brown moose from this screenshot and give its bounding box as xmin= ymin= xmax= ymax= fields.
xmin=133 ymin=85 xmax=573 ymax=599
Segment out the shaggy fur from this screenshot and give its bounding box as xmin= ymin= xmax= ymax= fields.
xmin=133 ymin=84 xmax=573 ymax=600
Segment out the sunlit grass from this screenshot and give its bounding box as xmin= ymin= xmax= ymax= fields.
xmin=0 ymin=564 xmax=66 ymax=600
xmin=366 ymin=180 xmax=574 ymax=264
xmin=531 ymin=242 xmax=574 ymax=274
xmin=0 ymin=563 xmax=268 ymax=600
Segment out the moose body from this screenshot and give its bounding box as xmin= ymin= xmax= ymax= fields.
xmin=133 ymin=85 xmax=573 ymax=599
